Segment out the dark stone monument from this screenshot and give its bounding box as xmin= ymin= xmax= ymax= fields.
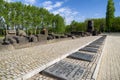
xmin=43 ymin=61 xmax=86 ymax=80
xmin=68 ymin=52 xmax=95 ymax=62
xmin=92 ymin=29 xmax=98 ymax=36
xmin=79 ymin=47 xmax=99 ymax=53
xmin=87 ymin=20 xmax=94 ymax=33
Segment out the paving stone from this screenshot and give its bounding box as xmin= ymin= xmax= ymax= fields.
xmin=68 ymin=52 xmax=95 ymax=62
xmin=43 ymin=61 xmax=86 ymax=80
xmin=79 ymin=47 xmax=99 ymax=53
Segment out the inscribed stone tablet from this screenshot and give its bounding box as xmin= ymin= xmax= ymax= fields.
xmin=43 ymin=61 xmax=86 ymax=80
xmin=86 ymin=44 xmax=100 ymax=48
xmin=79 ymin=47 xmax=98 ymax=53
xmin=69 ymin=52 xmax=94 ymax=62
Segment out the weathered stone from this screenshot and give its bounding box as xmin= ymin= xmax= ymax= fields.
xmin=7 ymin=37 xmax=16 ymax=44
xmin=71 ymin=36 xmax=76 ymax=39
xmin=68 ymin=52 xmax=94 ymax=62
xmin=17 ymin=36 xmax=29 ymax=44
xmin=6 ymin=30 xmax=16 ymax=36
xmin=17 ymin=30 xmax=26 ymax=36
xmin=36 ymin=34 xmax=47 ymax=42
xmin=43 ymin=61 xmax=86 ymax=80
xmin=29 ymin=35 xmax=38 ymax=42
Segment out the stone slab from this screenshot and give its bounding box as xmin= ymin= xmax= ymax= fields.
xmin=43 ymin=61 xmax=86 ymax=80
xmin=79 ymin=47 xmax=99 ymax=53
xmin=92 ymin=41 xmax=103 ymax=45
xmin=86 ymin=44 xmax=100 ymax=48
xmin=68 ymin=52 xmax=94 ymax=62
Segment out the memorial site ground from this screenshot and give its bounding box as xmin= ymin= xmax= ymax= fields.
xmin=0 ymin=33 xmax=120 ymax=80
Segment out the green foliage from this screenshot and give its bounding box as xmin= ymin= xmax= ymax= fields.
xmin=0 ymin=1 xmax=65 ymax=35
xmin=53 ymin=14 xmax=65 ymax=34
xmin=91 ymin=18 xmax=105 ymax=32
xmin=112 ymin=17 xmax=120 ymax=32
xmin=106 ymin=0 xmax=115 ymax=32
xmin=68 ymin=20 xmax=86 ymax=32
xmin=65 ymin=25 xmax=71 ymax=33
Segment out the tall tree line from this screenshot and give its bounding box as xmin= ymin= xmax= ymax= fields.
xmin=0 ymin=0 xmax=65 ymax=36
xmin=65 ymin=16 xmax=120 ymax=33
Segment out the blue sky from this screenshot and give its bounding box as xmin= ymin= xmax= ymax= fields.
xmin=5 ymin=0 xmax=120 ymax=24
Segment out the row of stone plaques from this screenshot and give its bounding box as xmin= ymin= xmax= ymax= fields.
xmin=68 ymin=36 xmax=106 ymax=62
xmin=42 ymin=36 xmax=106 ymax=80
xmin=79 ymin=36 xmax=106 ymax=53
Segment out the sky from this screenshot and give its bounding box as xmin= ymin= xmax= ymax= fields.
xmin=4 ymin=0 xmax=120 ymax=24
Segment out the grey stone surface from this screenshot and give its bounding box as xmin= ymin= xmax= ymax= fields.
xmin=79 ymin=47 xmax=99 ymax=53
xmin=43 ymin=61 xmax=86 ymax=80
xmin=86 ymin=44 xmax=100 ymax=48
xmin=68 ymin=52 xmax=95 ymax=62
xmin=92 ymin=41 xmax=103 ymax=45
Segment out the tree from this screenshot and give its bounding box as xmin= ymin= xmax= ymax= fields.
xmin=0 ymin=1 xmax=66 ymax=35
xmin=53 ymin=14 xmax=65 ymax=33
xmin=106 ymin=0 xmax=115 ymax=32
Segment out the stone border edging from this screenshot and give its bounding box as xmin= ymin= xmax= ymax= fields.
xmin=92 ymin=36 xmax=107 ymax=80
xmin=16 ymin=36 xmax=102 ymax=80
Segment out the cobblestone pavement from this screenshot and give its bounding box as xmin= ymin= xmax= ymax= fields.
xmin=0 ymin=36 xmax=100 ymax=80
xmin=97 ymin=34 xmax=120 ymax=80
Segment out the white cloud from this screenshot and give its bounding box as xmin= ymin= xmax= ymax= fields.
xmin=24 ymin=0 xmax=36 ymax=5
xmin=4 ymin=0 xmax=13 ymax=2
xmin=54 ymin=2 xmax=63 ymax=8
xmin=41 ymin=0 xmax=85 ymax=24
xmin=53 ymin=7 xmax=85 ymax=25
xmin=42 ymin=1 xmax=63 ymax=11
xmin=42 ymin=1 xmax=52 ymax=6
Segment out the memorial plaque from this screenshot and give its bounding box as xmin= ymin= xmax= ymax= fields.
xmin=68 ymin=52 xmax=94 ymax=62
xmin=43 ymin=61 xmax=86 ymax=80
xmin=92 ymin=41 xmax=103 ymax=45
xmin=79 ymin=47 xmax=98 ymax=53
xmin=86 ymin=44 xmax=100 ymax=48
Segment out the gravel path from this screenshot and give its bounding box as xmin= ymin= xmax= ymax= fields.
xmin=0 ymin=36 xmax=100 ymax=80
xmin=97 ymin=33 xmax=120 ymax=80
